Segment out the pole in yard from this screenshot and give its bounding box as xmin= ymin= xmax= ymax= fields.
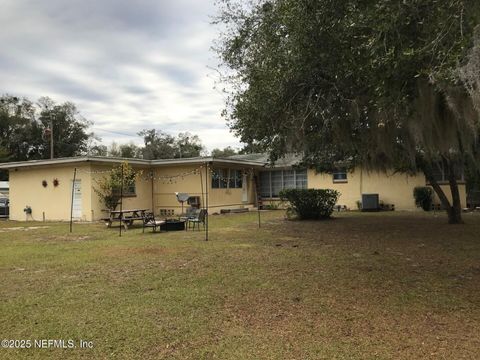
xmin=70 ymin=167 xmax=77 ymax=233
xmin=49 ymin=113 xmax=55 ymax=159
xmin=119 ymin=163 xmax=124 ymax=237
xmin=199 ymin=166 xmax=204 ymax=233
xmin=150 ymin=169 xmax=154 ymax=214
xmin=253 ymin=176 xmax=261 ymax=228
xmin=205 ymin=162 xmax=209 ymax=241
xmin=199 ymin=165 xmax=204 ymax=210
xmin=254 ymin=175 xmax=261 ymax=228
xmin=258 ymin=204 xmax=261 ymax=228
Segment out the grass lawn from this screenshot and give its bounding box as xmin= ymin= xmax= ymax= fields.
xmin=1 ymin=211 xmax=479 ymax=359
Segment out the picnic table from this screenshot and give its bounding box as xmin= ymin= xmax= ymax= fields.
xmin=103 ymin=209 xmax=148 ymax=230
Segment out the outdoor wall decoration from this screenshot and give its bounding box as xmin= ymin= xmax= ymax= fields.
xmin=53 ymin=178 xmax=60 ymax=187
xmin=42 ymin=180 xmax=48 ymax=188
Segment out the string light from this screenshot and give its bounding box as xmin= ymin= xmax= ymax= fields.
xmin=75 ymin=165 xmax=256 ymax=185
xmin=76 ymin=168 xmax=113 ymax=175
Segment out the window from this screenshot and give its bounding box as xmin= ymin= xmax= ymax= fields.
xmin=187 ymin=196 xmax=201 ymax=208
xmin=124 ymin=184 xmax=136 ymax=195
xmin=212 ymin=168 xmax=243 ymax=189
xmin=228 ymin=169 xmax=243 ymax=189
xmin=431 ymin=164 xmax=445 ymax=182
xmin=295 ymin=169 xmax=307 ymax=189
xmin=333 ymin=169 xmax=347 ymax=183
xmin=429 ymin=163 xmax=465 ymax=183
xmin=211 ymin=169 xmax=226 ymax=188
xmin=271 ymin=171 xmax=283 ymax=197
xmin=112 ymin=182 xmax=136 ymax=196
xmin=260 ymin=172 xmax=271 ymax=197
xmin=259 ymin=169 xmax=308 ymax=198
xmin=283 ymin=170 xmax=295 ymax=189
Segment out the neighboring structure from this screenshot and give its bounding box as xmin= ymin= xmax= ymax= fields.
xmin=0 ymin=181 xmax=9 ymax=198
xmin=0 ymin=154 xmax=466 ymax=221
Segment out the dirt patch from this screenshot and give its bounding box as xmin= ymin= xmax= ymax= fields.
xmin=0 ymin=226 xmax=50 ymax=233
xmin=102 ymin=246 xmax=172 ymax=257
xmin=35 ymin=234 xmax=92 ymax=242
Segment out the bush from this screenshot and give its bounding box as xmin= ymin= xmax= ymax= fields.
xmin=413 ymin=186 xmax=433 ymax=211
xmin=263 ymin=201 xmax=279 ymax=210
xmin=279 ymin=189 xmax=340 ymax=220
xmin=93 ymin=162 xmax=142 ymax=211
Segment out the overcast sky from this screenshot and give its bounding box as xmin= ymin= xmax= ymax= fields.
xmin=0 ymin=0 xmax=240 ymax=151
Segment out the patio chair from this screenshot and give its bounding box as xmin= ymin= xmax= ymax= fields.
xmin=187 ymin=208 xmax=207 ymax=231
xmin=179 ymin=207 xmax=199 ymax=222
xmin=143 ymin=212 xmax=166 ymax=233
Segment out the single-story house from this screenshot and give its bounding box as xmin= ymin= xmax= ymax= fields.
xmin=0 ymin=154 xmax=466 ymax=221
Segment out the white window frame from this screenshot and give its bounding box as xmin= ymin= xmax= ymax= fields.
xmin=260 ymin=169 xmax=308 ymax=198
xmin=332 ymin=169 xmax=348 ymax=183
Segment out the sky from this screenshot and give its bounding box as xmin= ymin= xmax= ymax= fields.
xmin=0 ymin=0 xmax=241 ymax=152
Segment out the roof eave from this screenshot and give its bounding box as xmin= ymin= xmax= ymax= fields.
xmin=0 ymin=156 xmax=267 ymax=170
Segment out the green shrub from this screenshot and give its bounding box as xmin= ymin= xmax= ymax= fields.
xmin=263 ymin=201 xmax=279 ymax=210
xmin=413 ymin=186 xmax=433 ymax=211
xmin=279 ymin=188 xmax=340 ymax=220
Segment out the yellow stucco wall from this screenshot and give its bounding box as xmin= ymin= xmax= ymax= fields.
xmin=307 ymin=168 xmax=466 ymax=210
xmin=8 ymin=164 xmax=93 ymax=221
xmin=7 ymin=162 xmax=258 ymax=222
xmin=152 ymin=164 xmax=256 ymax=215
xmin=208 ymin=166 xmax=256 ymax=213
xmin=9 ymin=162 xmax=465 ymax=221
xmin=89 ymin=164 xmax=153 ymax=221
xmin=151 ymin=165 xmax=204 ymax=215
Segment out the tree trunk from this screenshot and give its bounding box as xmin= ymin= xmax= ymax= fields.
xmin=445 ymin=160 xmax=464 ymax=224
xmin=423 ymin=167 xmax=463 ymax=224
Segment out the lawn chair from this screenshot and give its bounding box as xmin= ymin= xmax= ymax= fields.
xmin=143 ymin=212 xmax=166 ymax=233
xmin=187 ymin=208 xmax=206 ymax=231
xmin=180 ymin=207 xmax=199 ymax=222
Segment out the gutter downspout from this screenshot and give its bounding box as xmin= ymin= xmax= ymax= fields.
xmin=360 ymin=167 xmax=363 ymax=201
xmin=150 ymin=168 xmax=154 ymax=214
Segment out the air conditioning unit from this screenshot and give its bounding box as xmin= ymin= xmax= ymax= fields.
xmin=187 ymin=196 xmax=201 ymax=208
xmin=361 ymin=194 xmax=379 ymax=212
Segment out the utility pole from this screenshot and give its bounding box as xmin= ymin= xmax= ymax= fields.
xmin=50 ymin=113 xmax=54 ymax=159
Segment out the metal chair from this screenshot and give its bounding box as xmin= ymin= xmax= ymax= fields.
xmin=187 ymin=209 xmax=206 ymax=231
xmin=142 ymin=212 xmax=166 ymax=233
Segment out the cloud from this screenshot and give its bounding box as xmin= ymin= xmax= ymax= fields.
xmin=0 ymin=0 xmax=240 ymax=151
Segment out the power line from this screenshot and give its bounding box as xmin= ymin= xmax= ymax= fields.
xmin=91 ymin=128 xmax=139 ymax=138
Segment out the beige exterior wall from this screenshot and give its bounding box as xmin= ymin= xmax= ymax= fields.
xmin=7 ymin=162 xmax=258 ymax=222
xmin=152 ymin=164 xmax=256 ymax=215
xmin=208 ymin=165 xmax=256 ymax=213
xmin=89 ymin=164 xmax=153 ymax=221
xmin=9 ymin=161 xmax=465 ymax=221
xmin=152 ymin=165 xmax=204 ymax=215
xmin=307 ymin=168 xmax=466 ymax=210
xmin=8 ymin=164 xmax=94 ymax=221
xmin=8 ymin=162 xmax=154 ymax=222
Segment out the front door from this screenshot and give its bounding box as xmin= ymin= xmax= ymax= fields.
xmin=242 ymin=174 xmax=248 ymax=203
xmin=72 ymin=180 xmax=82 ymax=219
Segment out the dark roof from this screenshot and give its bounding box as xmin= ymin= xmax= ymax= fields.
xmin=226 ymin=153 xmax=303 ymax=168
xmin=0 ymin=155 xmax=267 ymax=170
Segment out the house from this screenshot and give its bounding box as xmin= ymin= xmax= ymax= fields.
xmin=0 ymin=154 xmax=466 ymax=221
xmin=0 ymin=156 xmax=264 ymax=221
